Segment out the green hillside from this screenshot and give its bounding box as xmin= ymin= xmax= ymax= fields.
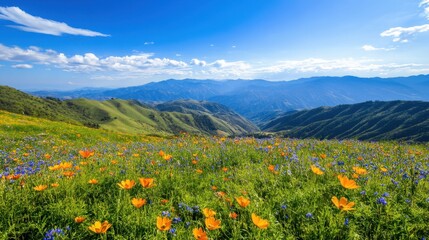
xmin=0 ymin=86 xmax=254 ymax=136
xmin=262 ymin=101 xmax=429 ymax=141
xmin=0 ymin=86 xmax=106 ymax=128
xmin=155 ymin=99 xmax=259 ymax=133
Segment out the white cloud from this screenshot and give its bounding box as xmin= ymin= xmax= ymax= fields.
xmin=381 ymin=24 xmax=429 ymax=42
xmin=0 ymin=6 xmax=108 ymax=37
xmin=362 ymin=45 xmax=395 ymax=51
xmin=190 ymin=58 xmax=207 ymax=67
xmin=254 ymin=58 xmax=425 ymax=75
xmin=144 ymin=42 xmax=154 ymax=45
xmin=0 ymin=43 xmax=427 ymax=81
xmin=380 ymin=1 xmax=429 ymax=42
xmin=189 ymin=58 xmax=252 ymax=78
xmin=420 ymin=0 xmax=429 ymax=19
xmin=210 ymin=59 xmax=250 ymax=69
xmin=0 ymin=43 xmax=188 ymax=74
xmin=12 ymin=63 xmax=32 ymax=69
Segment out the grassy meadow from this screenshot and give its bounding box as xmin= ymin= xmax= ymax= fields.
xmin=0 ymin=110 xmax=428 ymax=239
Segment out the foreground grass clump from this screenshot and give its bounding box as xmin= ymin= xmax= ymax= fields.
xmin=0 ymin=110 xmax=428 ymax=239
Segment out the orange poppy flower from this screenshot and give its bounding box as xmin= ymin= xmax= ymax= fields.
xmin=63 ymin=171 xmax=75 ymax=177
xmin=196 ymin=169 xmax=203 ymax=174
xmin=251 ymin=213 xmax=269 ymax=229
xmin=6 ymin=174 xmax=21 ymax=180
xmin=75 ymin=216 xmax=86 ymax=223
xmin=49 ymin=165 xmax=61 ymax=171
xmin=156 ymin=217 xmax=172 ymax=231
xmin=79 ymin=150 xmax=94 ymax=159
xmin=215 ymin=191 xmax=226 ymax=198
xmin=88 ymin=179 xmax=98 ymax=184
xmin=51 ymin=183 xmax=59 ymax=188
xmin=337 ymin=175 xmax=359 ymax=189
xmin=158 ymin=150 xmax=165 ymax=157
xmin=229 ymin=212 xmax=238 ymax=219
xmin=139 ymin=178 xmax=155 ymax=188
xmin=33 ymin=185 xmax=48 ymax=191
xmin=88 ymin=221 xmax=111 ymax=234
xmin=60 ymin=162 xmax=73 ymax=169
xmin=205 ymin=217 xmax=221 ymax=230
xmin=131 ymin=198 xmax=146 ymax=208
xmin=311 ymin=165 xmax=324 ymax=175
xmin=235 ymin=196 xmax=250 ymax=208
xmin=193 ymin=227 xmax=208 ymax=240
xmin=352 ymin=166 xmax=367 ymax=175
xmin=319 ymin=153 xmax=327 ymax=159
xmin=331 ymin=196 xmax=355 ymax=211
xmin=203 ymin=208 xmax=216 ymax=218
xmin=117 ymin=179 xmax=135 ymax=190
xmin=380 ymin=167 xmax=388 ymax=172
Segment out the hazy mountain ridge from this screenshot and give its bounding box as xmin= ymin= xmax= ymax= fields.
xmin=31 ymin=75 xmax=429 ymax=120
xmin=0 ymin=86 xmax=255 ymax=136
xmin=262 ymin=100 xmax=429 ymax=141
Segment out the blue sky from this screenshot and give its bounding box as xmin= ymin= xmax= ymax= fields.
xmin=1 ymin=0 xmax=429 ymax=90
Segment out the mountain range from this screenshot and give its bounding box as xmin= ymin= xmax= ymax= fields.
xmin=2 ymin=74 xmax=429 ymax=141
xmin=32 ymin=75 xmax=429 ymax=121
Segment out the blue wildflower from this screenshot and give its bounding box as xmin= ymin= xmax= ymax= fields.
xmin=172 ymin=217 xmax=182 ymax=224
xmin=377 ymin=197 xmax=387 ymax=206
xmin=169 ymin=228 xmax=176 ymax=235
xmin=161 ymin=211 xmax=171 ymax=217
xmin=192 ymin=206 xmax=200 ymax=213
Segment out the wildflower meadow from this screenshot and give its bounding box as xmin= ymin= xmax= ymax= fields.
xmin=0 ymin=111 xmax=428 ymax=239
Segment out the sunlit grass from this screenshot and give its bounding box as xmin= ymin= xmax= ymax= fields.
xmin=0 ymin=110 xmax=428 ymax=239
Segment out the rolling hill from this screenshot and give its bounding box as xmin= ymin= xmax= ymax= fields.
xmin=31 ymin=75 xmax=429 ymax=120
xmin=0 ymin=85 xmax=106 ymax=128
xmin=261 ymin=101 xmax=429 ymax=141
xmin=0 ymin=86 xmax=256 ymax=136
xmin=69 ymin=98 xmax=257 ymax=136
xmin=155 ymin=99 xmax=258 ymax=133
